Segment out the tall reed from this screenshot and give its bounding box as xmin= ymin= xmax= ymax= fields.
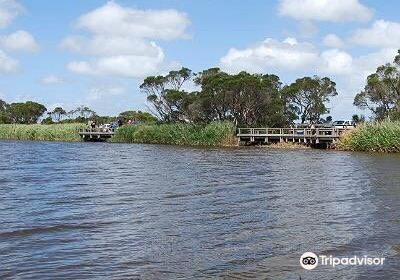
xmin=0 ymin=123 xmax=86 ymax=142
xmin=338 ymin=121 xmax=400 ymax=152
xmin=112 ymin=121 xmax=237 ymax=146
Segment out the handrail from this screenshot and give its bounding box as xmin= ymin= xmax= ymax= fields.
xmin=79 ymin=128 xmax=116 ymax=133
xmin=237 ymin=127 xmax=352 ymax=137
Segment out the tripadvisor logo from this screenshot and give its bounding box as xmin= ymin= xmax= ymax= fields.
xmin=300 ymin=252 xmax=385 ymax=270
xmin=300 ymin=252 xmax=318 ymax=270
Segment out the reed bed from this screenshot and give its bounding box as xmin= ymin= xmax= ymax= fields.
xmin=0 ymin=123 xmax=86 ymax=142
xmin=112 ymin=121 xmax=237 ymax=146
xmin=338 ymin=121 xmax=400 ymax=152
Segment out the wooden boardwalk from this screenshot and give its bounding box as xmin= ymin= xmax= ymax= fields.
xmin=79 ymin=129 xmax=115 ymax=142
xmin=237 ymin=127 xmax=350 ymax=147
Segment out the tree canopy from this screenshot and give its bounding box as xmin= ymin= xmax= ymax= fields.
xmin=354 ymin=50 xmax=400 ymax=120
xmin=282 ymin=76 xmax=338 ymax=124
xmin=118 ymin=110 xmax=156 ymax=123
xmin=48 ymin=107 xmax=66 ymax=122
xmin=139 ymin=67 xmax=193 ymax=122
xmin=139 ymin=67 xmax=337 ymax=127
xmin=6 ymin=101 xmax=47 ymax=124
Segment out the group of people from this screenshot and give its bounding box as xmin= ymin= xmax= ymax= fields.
xmin=87 ymin=119 xmax=137 ymax=131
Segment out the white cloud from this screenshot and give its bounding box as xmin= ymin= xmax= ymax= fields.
xmin=351 ymin=20 xmax=400 ymax=48
xmin=323 ymin=34 xmax=345 ymax=49
xmin=352 ymin=48 xmax=398 ymax=79
xmin=0 ymin=2 xmax=39 ymax=74
xmin=220 ymin=37 xmax=319 ymax=73
xmin=61 ymin=35 xmax=160 ymax=57
xmin=74 ymin=1 xmax=190 ymax=40
xmin=220 ymin=36 xmax=396 ymax=79
xmin=40 ymin=75 xmax=63 ymax=85
xmin=0 ymin=30 xmax=39 ymax=52
xmin=67 ymin=49 xmax=165 ymax=78
xmin=0 ymin=0 xmax=23 ymax=28
xmin=0 ymin=49 xmax=18 ymax=72
xmin=86 ymin=85 xmax=126 ymax=101
xmin=63 ymin=1 xmax=190 ymax=78
xmin=278 ymin=0 xmax=373 ymax=22
xmin=320 ymin=49 xmax=353 ymax=74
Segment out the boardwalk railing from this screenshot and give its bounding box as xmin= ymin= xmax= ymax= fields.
xmin=78 ymin=128 xmax=116 ymax=141
xmin=237 ymin=127 xmax=352 ymax=145
xmin=79 ymin=128 xmax=116 ymax=134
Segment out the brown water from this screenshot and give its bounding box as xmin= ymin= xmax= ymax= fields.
xmin=0 ymin=140 xmax=399 ymax=279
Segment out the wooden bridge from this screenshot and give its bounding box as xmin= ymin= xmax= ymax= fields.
xmin=237 ymin=127 xmax=351 ymax=147
xmin=79 ymin=128 xmax=115 ymax=142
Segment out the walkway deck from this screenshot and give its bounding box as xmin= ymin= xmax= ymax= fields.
xmin=79 ymin=129 xmax=115 ymax=142
xmin=237 ymin=127 xmax=350 ymax=146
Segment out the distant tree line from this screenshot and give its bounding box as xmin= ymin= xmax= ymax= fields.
xmin=0 ymin=101 xmax=47 ymax=124
xmin=1 ymin=49 xmax=399 ymax=126
xmin=140 ymin=67 xmax=338 ymax=127
xmin=141 ymin=50 xmax=400 ymax=126
xmin=0 ymin=100 xmax=155 ymax=125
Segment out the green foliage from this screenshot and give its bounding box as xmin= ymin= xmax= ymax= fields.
xmin=193 ymin=69 xmax=287 ymax=126
xmin=0 ymin=123 xmax=85 ymax=141
xmin=41 ymin=117 xmax=54 ymax=124
xmin=140 ymin=67 xmax=193 ymax=122
xmin=338 ymin=121 xmax=400 ymax=152
xmin=112 ymin=121 xmax=236 ymax=146
xmin=354 ymin=49 xmax=400 ymax=120
xmin=118 ymin=110 xmax=156 ymax=123
xmin=352 ymin=114 xmax=365 ymax=124
xmin=0 ymin=99 xmax=7 ymax=124
xmin=48 ymin=107 xmax=66 ymax=122
xmin=140 ymin=67 xmax=337 ymax=127
xmin=282 ymin=76 xmax=338 ymax=124
xmin=6 ymin=101 xmax=47 ymax=124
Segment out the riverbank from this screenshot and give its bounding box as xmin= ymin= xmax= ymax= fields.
xmin=2 ymin=121 xmax=399 ymax=152
xmin=112 ymin=121 xmax=237 ymax=146
xmin=338 ymin=121 xmax=400 ymax=152
xmin=0 ymin=123 xmax=86 ymax=142
xmin=0 ymin=122 xmax=237 ymax=146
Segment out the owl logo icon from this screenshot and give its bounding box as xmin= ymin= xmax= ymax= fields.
xmin=300 ymin=252 xmax=318 ymax=270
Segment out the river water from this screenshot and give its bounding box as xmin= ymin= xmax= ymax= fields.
xmin=0 ymin=140 xmax=399 ymax=279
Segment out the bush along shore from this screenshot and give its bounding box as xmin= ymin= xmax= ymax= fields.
xmin=0 ymin=123 xmax=86 ymax=142
xmin=338 ymin=121 xmax=400 ymax=153
xmin=112 ymin=121 xmax=237 ymax=146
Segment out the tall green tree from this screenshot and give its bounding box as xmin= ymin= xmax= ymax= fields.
xmin=140 ymin=67 xmax=193 ymax=122
xmin=118 ymin=110 xmax=157 ymax=123
xmin=48 ymin=107 xmax=66 ymax=122
xmin=282 ymin=76 xmax=338 ymax=124
xmin=0 ymin=99 xmax=8 ymax=123
xmin=75 ymin=105 xmax=96 ymax=119
xmin=193 ymin=68 xmax=231 ymax=122
xmin=193 ymin=69 xmax=288 ymax=126
xmin=354 ymin=50 xmax=400 ymax=120
xmin=7 ymin=101 xmax=47 ymax=124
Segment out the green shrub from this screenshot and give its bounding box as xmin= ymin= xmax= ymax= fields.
xmin=112 ymin=121 xmax=236 ymax=146
xmin=338 ymin=121 xmax=400 ymax=152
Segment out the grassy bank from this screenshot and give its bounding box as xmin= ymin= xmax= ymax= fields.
xmin=0 ymin=123 xmax=85 ymax=142
xmin=338 ymin=121 xmax=400 ymax=152
xmin=112 ymin=121 xmax=237 ymax=146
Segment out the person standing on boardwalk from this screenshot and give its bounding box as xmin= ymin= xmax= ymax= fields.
xmin=311 ymin=123 xmax=316 ymax=135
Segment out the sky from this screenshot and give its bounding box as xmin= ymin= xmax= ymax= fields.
xmin=0 ymin=0 xmax=399 ymax=119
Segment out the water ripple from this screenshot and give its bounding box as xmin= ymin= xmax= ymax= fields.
xmin=0 ymin=141 xmax=399 ymax=279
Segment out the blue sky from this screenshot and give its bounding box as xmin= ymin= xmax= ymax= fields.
xmin=0 ymin=0 xmax=399 ymax=119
